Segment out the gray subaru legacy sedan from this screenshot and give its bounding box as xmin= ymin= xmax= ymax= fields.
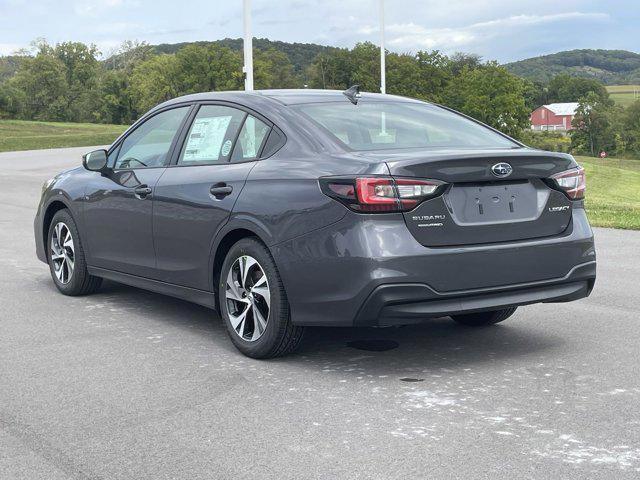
xmin=34 ymin=88 xmax=596 ymax=358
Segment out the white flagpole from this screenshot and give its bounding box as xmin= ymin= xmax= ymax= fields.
xmin=243 ymin=0 xmax=254 ymax=91
xmin=379 ymin=0 xmax=386 ymax=94
xmin=379 ymin=0 xmax=387 ymax=134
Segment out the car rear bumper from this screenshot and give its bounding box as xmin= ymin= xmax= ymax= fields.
xmin=355 ymin=261 xmax=595 ymax=326
xmin=271 ymin=207 xmax=596 ymax=327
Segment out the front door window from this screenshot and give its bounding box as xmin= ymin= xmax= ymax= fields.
xmin=115 ymin=107 xmax=189 ymax=169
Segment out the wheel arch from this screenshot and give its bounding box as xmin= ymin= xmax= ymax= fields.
xmin=42 ymin=199 xmax=72 ymax=252
xmin=210 ymin=222 xmax=273 ymax=300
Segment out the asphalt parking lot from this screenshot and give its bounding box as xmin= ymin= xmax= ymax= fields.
xmin=1 ymin=146 xmax=640 ymax=479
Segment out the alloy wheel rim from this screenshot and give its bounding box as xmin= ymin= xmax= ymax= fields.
xmin=50 ymin=222 xmax=75 ymax=285
xmin=225 ymin=255 xmax=271 ymax=342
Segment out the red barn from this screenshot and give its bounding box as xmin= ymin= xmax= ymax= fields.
xmin=530 ymin=102 xmax=579 ymax=131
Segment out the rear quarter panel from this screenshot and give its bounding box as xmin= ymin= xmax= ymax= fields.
xmin=233 ymin=145 xmax=389 ymax=246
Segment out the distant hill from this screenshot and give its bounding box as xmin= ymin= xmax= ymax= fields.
xmin=506 ymin=49 xmax=640 ymax=85
xmin=150 ymin=38 xmax=342 ymax=75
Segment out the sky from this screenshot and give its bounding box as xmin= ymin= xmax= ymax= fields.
xmin=0 ymin=0 xmax=638 ymax=62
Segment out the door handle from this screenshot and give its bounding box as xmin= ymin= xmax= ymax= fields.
xmin=210 ymin=184 xmax=233 ymax=198
xmin=134 ymin=185 xmax=152 ymax=198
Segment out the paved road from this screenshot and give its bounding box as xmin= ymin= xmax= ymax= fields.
xmin=1 ymin=146 xmax=639 ymax=480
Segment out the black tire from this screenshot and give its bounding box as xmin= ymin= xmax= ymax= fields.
xmin=218 ymin=237 xmax=304 ymax=359
xmin=451 ymin=307 xmax=517 ymax=327
xmin=47 ymin=209 xmax=102 ymax=296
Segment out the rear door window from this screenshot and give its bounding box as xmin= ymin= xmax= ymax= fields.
xmin=231 ymin=115 xmax=271 ymax=162
xmin=178 ymin=105 xmax=246 ymax=165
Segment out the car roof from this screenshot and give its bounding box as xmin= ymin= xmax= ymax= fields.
xmin=158 ymin=89 xmax=425 ymax=109
xmin=254 ymin=89 xmax=424 ymax=105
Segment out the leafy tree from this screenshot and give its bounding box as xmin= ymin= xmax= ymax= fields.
xmin=522 ymin=79 xmax=547 ymax=111
xmin=385 ymin=52 xmax=424 ymax=98
xmin=128 ymin=44 xmax=245 ymax=114
xmin=97 ymin=69 xmax=133 ymax=124
xmin=53 ymin=42 xmax=101 ymax=121
xmin=6 ymin=53 xmax=67 ymax=120
xmin=129 ymin=54 xmax=181 ymax=113
xmin=571 ymin=91 xmax=617 ymax=156
xmin=104 ymin=40 xmax=153 ymax=72
xmin=444 ymin=63 xmax=530 ymax=138
xmin=0 ymin=55 xmax=24 ymax=82
xmin=1 ymin=40 xmax=101 ymax=122
xmin=0 ymin=82 xmax=24 ymax=118
xmin=349 ymin=42 xmax=382 ymax=92
xmin=98 ymin=41 xmax=154 ymax=124
xmin=547 ymin=74 xmax=610 ymax=104
xmin=620 ymin=100 xmax=640 ymax=156
xmin=173 ymin=44 xmax=243 ymax=93
xmin=448 ymin=52 xmax=482 ymax=76
xmin=254 ymin=48 xmax=299 ymax=89
xmin=384 ymin=50 xmax=451 ymax=102
xmin=306 ymin=48 xmax=353 ymax=89
xmin=307 ymin=42 xmax=380 ymax=91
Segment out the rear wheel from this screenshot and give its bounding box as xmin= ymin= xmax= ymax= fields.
xmin=47 ymin=209 xmax=102 ymax=296
xmin=218 ymin=238 xmax=304 ymax=359
xmin=451 ymin=307 xmax=517 ymax=327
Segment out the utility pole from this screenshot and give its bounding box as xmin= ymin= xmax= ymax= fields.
xmin=379 ymin=0 xmax=386 ymax=94
xmin=243 ymin=0 xmax=254 ymax=91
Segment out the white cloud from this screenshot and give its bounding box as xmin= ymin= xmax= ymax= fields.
xmin=468 ymin=12 xmax=610 ymax=30
xmin=74 ymin=0 xmax=131 ymax=16
xmin=383 ymin=12 xmax=610 ymax=52
xmin=0 ymin=43 xmax=24 ymax=55
xmin=357 ymin=25 xmax=377 ymax=35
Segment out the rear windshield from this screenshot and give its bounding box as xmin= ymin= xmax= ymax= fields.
xmin=295 ymin=101 xmax=518 ymax=151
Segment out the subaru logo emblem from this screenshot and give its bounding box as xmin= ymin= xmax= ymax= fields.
xmin=491 ymin=162 xmax=513 ymax=178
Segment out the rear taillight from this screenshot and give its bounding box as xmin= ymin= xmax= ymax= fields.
xmin=320 ymin=176 xmax=445 ymax=213
xmin=550 ymin=166 xmax=586 ymax=200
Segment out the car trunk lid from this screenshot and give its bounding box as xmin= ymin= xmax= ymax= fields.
xmin=382 ymin=148 xmax=576 ymax=247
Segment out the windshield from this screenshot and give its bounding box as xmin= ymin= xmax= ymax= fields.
xmin=295 ymin=101 xmax=518 ymax=151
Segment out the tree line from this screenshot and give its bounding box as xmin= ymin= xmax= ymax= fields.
xmin=0 ymin=39 xmax=639 ymax=157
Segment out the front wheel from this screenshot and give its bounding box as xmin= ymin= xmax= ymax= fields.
xmin=47 ymin=209 xmax=102 ymax=296
xmin=218 ymin=238 xmax=304 ymax=359
xmin=450 ymin=307 xmax=517 ymax=327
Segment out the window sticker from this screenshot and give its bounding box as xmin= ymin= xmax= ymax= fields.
xmin=183 ymin=115 xmax=232 ymax=162
xmin=221 ymin=139 xmax=233 ymax=157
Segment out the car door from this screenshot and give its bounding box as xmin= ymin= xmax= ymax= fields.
xmin=83 ymin=105 xmax=191 ymax=278
xmin=153 ymin=104 xmax=273 ymax=290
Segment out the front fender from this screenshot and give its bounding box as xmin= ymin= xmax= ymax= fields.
xmin=35 ymin=168 xmax=88 ymax=263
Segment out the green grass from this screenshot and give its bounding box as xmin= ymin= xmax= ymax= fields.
xmin=0 ymin=119 xmax=127 ymax=153
xmin=606 ymin=85 xmax=640 ymax=107
xmin=577 ymin=155 xmax=640 ymax=230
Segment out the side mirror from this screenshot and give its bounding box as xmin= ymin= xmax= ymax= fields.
xmin=82 ymin=149 xmax=109 ymax=172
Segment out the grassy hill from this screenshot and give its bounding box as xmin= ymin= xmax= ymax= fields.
xmin=578 ymin=156 xmax=640 ymax=229
xmin=506 ymin=49 xmax=640 ymax=85
xmin=606 ymin=85 xmax=640 ymax=107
